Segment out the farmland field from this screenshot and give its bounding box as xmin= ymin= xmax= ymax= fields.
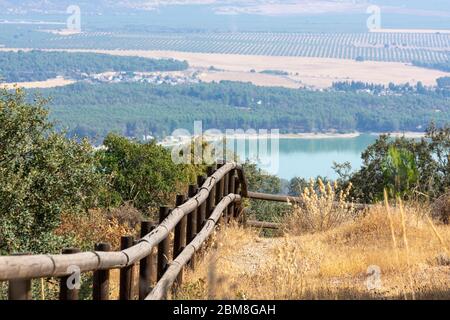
xmin=16 ymin=31 xmax=449 ymax=64
xmin=2 ymin=48 xmax=448 ymax=89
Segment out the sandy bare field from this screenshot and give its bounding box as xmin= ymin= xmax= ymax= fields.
xmin=1 ymin=48 xmax=449 ymax=89
xmin=1 ymin=77 xmax=75 ymax=89
xmin=58 ymin=49 xmax=449 ymax=88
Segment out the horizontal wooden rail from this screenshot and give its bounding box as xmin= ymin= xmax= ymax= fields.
xmin=247 ymin=191 xmax=302 ymax=203
xmin=0 ymin=163 xmax=246 ymax=281
xmin=247 ymin=191 xmax=370 ymax=210
xmin=146 ymin=194 xmax=241 ymax=300
xmin=246 ymin=220 xmax=281 ymax=230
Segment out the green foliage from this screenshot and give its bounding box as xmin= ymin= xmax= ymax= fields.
xmin=0 ymin=50 xmax=188 ymax=82
xmin=260 ymin=70 xmax=289 ymax=76
xmin=98 ymin=134 xmax=189 ymax=211
xmin=437 ymin=77 xmax=450 ymax=89
xmin=31 ymin=81 xmax=450 ymax=142
xmin=381 ymin=147 xmax=419 ymax=198
xmin=243 ymin=162 xmax=281 ymax=194
xmin=340 ymin=124 xmax=450 ymax=203
xmin=288 ymin=176 xmax=331 ymax=196
xmin=0 ymin=88 xmax=104 ymax=254
xmin=242 ymin=162 xmax=290 ymax=222
xmin=413 ymin=60 xmax=450 ymax=72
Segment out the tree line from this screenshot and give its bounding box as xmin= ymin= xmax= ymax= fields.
xmin=30 ymin=81 xmax=450 ymax=142
xmin=0 ymin=50 xmax=189 ymax=82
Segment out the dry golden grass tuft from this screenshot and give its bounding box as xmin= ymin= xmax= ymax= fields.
xmin=56 ymin=207 xmax=137 ymax=251
xmin=283 ymin=179 xmax=356 ymax=234
xmin=54 ymin=207 xmax=140 ymax=300
xmin=177 ymin=197 xmax=450 ymax=300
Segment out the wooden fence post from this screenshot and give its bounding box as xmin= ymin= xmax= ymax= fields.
xmin=187 ymin=185 xmax=198 ymax=244
xmin=215 ymin=165 xmax=225 ymax=224
xmin=8 ymin=253 xmax=31 ymax=300
xmin=139 ymin=221 xmax=156 ymax=300
xmin=223 ymin=171 xmax=229 ymax=222
xmin=157 ymin=206 xmax=171 ymax=281
xmin=119 ymin=236 xmax=134 ymax=300
xmin=8 ymin=279 xmax=31 ymax=300
xmin=173 ymin=195 xmax=187 ymax=288
xmin=93 ymin=243 xmax=111 ymax=300
xmin=197 ymin=175 xmax=207 ymax=232
xmin=234 ymin=176 xmax=242 ymax=218
xmin=229 ymin=169 xmax=236 ymax=222
xmin=206 ymin=165 xmax=217 ymax=219
xmin=187 ymin=184 xmax=198 ymax=270
xmin=59 ymin=248 xmax=81 ymax=300
xmin=173 ymin=195 xmax=187 ymax=260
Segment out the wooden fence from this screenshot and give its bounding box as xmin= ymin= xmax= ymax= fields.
xmin=0 ymin=161 xmax=367 ymax=300
xmin=0 ymin=162 xmax=250 ymax=300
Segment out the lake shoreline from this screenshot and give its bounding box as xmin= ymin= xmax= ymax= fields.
xmin=159 ymin=131 xmax=426 ymax=147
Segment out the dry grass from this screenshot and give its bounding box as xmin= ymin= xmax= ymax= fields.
xmin=56 ymin=207 xmax=137 ymax=251
xmin=177 ymin=199 xmax=450 ymax=300
xmin=432 ymin=192 xmax=450 ymax=224
xmin=284 ymin=179 xmax=356 ymax=234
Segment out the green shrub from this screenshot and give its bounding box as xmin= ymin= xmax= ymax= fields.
xmin=0 ymin=88 xmax=104 ymax=254
xmin=338 ymin=124 xmax=450 ymax=203
xmin=97 ymin=133 xmax=189 ymax=211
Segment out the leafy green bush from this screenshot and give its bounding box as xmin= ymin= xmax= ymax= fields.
xmin=0 ymin=88 xmax=104 ymax=254
xmin=97 ymin=133 xmax=189 ymax=211
xmin=381 ymin=146 xmax=419 ymax=198
xmin=338 ymin=124 xmax=450 ymax=203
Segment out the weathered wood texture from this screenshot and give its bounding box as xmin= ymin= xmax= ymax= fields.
xmin=146 ymin=194 xmax=241 ymax=300
xmin=119 ymin=236 xmax=134 ymax=300
xmin=93 ymin=243 xmax=111 ymax=300
xmin=247 ymin=191 xmax=370 ymax=210
xmin=139 ymin=222 xmax=155 ymax=300
xmin=59 ymin=248 xmax=81 ymax=301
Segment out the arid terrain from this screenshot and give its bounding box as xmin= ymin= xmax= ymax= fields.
xmin=1 ymin=76 xmax=75 ymax=89
xmin=178 ymin=201 xmax=450 ymax=300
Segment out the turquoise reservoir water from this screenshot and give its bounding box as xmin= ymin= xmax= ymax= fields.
xmin=230 ymin=135 xmax=377 ymax=180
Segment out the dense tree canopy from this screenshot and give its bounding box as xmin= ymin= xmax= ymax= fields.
xmin=28 ymin=81 xmax=450 ymax=142
xmin=0 ymin=50 xmax=188 ymax=82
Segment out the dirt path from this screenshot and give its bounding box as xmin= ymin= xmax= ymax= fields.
xmin=224 ymin=236 xmax=283 ymax=275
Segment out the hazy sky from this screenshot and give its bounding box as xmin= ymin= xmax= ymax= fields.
xmin=1 ymin=0 xmax=449 ymax=15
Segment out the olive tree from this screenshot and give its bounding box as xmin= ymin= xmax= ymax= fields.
xmin=0 ymin=89 xmax=103 ymax=254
